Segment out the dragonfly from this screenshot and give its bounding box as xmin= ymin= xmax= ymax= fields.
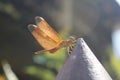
xmin=28 ymin=16 xmax=76 ymax=55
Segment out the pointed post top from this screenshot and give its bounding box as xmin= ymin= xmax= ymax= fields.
xmin=56 ymin=38 xmax=112 ymax=80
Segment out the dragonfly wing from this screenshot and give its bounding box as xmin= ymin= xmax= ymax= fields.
xmin=35 ymin=16 xmax=62 ymax=43
xmin=28 ymin=24 xmax=57 ymax=50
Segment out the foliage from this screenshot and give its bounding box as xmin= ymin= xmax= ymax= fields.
xmin=103 ymin=46 xmax=120 ymax=80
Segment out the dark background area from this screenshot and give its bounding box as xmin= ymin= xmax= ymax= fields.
xmin=0 ymin=0 xmax=120 ymax=80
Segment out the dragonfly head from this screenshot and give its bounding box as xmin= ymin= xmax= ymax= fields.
xmin=69 ymin=36 xmax=76 ymax=43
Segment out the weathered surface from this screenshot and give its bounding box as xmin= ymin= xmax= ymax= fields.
xmin=56 ymin=38 xmax=112 ymax=80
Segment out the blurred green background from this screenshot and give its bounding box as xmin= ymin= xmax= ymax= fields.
xmin=0 ymin=0 xmax=120 ymax=80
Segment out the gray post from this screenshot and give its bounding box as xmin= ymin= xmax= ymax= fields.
xmin=56 ymin=38 xmax=112 ymax=80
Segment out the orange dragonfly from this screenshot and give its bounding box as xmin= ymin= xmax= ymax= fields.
xmin=28 ymin=16 xmax=76 ymax=55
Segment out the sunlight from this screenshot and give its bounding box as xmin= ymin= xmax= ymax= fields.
xmin=116 ymin=0 xmax=120 ymax=5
